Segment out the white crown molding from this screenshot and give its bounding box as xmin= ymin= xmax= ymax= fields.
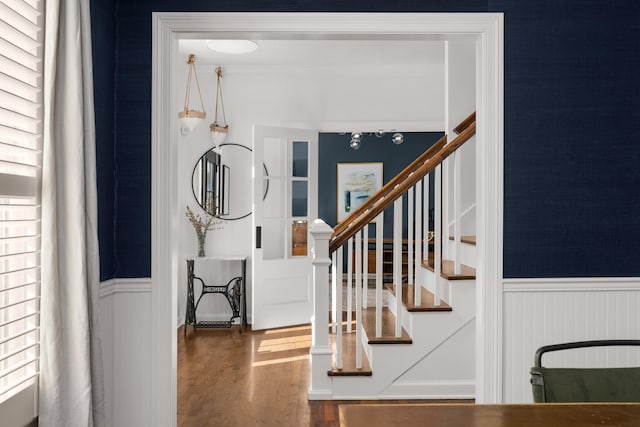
xmin=503 ymin=277 xmax=640 ymax=293
xmin=315 ymin=121 xmax=445 ymax=133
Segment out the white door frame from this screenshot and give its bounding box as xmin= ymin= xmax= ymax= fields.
xmin=151 ymin=12 xmax=503 ymax=426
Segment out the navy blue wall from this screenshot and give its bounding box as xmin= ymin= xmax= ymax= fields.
xmin=319 ymin=133 xmax=441 ymax=238
xmin=91 ymin=0 xmax=116 ymax=281
xmin=92 ymin=0 xmax=640 ymax=279
xmin=490 ymin=1 xmax=640 ymax=277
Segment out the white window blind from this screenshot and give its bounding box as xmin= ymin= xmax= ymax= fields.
xmin=0 ymin=0 xmax=42 ymax=406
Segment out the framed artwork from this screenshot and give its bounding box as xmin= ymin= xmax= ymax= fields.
xmin=336 ymin=162 xmax=383 ymax=222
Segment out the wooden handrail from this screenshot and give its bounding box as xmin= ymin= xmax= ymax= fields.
xmin=329 ymin=120 xmax=476 ymax=253
xmin=332 ymin=135 xmax=447 ymax=239
xmin=453 ymin=111 xmax=476 ymax=135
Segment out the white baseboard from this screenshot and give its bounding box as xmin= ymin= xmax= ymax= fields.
xmin=382 ymin=380 xmax=475 ymax=399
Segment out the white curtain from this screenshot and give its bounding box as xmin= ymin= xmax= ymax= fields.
xmin=39 ymin=0 xmax=105 ymax=425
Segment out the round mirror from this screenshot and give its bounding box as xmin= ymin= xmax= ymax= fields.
xmin=192 ymin=143 xmax=252 ymax=220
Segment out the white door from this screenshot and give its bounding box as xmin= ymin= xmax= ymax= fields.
xmin=252 ymin=125 xmax=318 ymax=330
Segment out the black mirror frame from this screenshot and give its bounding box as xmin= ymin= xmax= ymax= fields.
xmin=191 ymin=142 xmax=269 ymax=221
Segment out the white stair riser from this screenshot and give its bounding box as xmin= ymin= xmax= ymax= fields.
xmin=444 ymin=239 xmax=476 ymax=269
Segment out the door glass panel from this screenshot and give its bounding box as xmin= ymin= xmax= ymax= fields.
xmin=291 ymin=220 xmax=308 ymax=257
xmin=263 ymin=218 xmax=285 ymax=260
xmin=291 ymin=180 xmax=308 ymax=217
xmin=292 ymin=141 xmax=308 ymax=177
xmin=264 ymin=137 xmax=286 ymax=177
xmin=263 ymin=177 xmax=284 ymax=219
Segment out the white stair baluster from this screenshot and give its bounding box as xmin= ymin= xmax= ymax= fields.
xmin=375 ymin=212 xmax=383 ymax=338
xmin=355 ymin=229 xmax=363 ymax=369
xmin=454 ymin=151 xmax=462 ymax=274
xmin=331 ymin=251 xmax=337 ymax=334
xmin=424 ymin=174 xmax=430 ymax=260
xmin=336 ymin=245 xmax=343 ymax=369
xmin=408 ymin=186 xmax=414 ymax=286
xmin=347 ymin=237 xmax=353 ymax=333
xmin=363 ymin=224 xmax=368 ymax=309
xmin=394 ymin=197 xmax=403 ymax=338
xmin=434 ymin=165 xmax=442 ymax=306
xmin=414 ymin=180 xmax=422 ymax=306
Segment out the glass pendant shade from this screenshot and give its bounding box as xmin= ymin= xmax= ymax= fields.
xmin=392 ymin=132 xmax=405 ymax=145
xmin=210 ymin=66 xmax=229 ymax=147
xmin=210 ymin=122 xmax=229 ymax=147
xmin=178 ymin=54 xmax=206 ymax=133
xmin=179 ymin=110 xmax=205 ymax=132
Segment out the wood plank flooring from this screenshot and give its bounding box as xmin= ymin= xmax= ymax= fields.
xmin=178 ymin=324 xmax=471 ymax=426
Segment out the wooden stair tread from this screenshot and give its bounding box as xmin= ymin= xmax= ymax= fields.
xmin=422 ymin=257 xmax=476 ymax=280
xmin=448 ymin=235 xmax=476 ymax=245
xmin=361 ymin=307 xmax=412 ymax=344
xmin=328 ymin=326 xmax=372 ymax=376
xmin=385 ymin=284 xmax=452 ymax=312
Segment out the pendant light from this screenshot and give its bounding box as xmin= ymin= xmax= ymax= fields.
xmin=178 ymin=54 xmax=206 ymax=132
xmin=210 ymin=66 xmax=229 ymax=148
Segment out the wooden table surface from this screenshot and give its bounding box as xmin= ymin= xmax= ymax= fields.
xmin=339 ymin=403 xmax=640 ymax=427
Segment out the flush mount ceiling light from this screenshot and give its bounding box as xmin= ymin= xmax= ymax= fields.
xmin=206 ymin=39 xmax=258 ymax=55
xmin=209 ymin=66 xmax=229 ymax=148
xmin=178 ymin=54 xmax=206 ymax=133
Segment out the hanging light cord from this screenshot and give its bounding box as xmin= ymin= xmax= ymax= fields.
xmin=183 ymin=54 xmax=206 ymax=114
xmin=214 ymin=66 xmax=227 ymax=126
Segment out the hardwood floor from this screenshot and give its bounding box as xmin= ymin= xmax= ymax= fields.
xmin=178 ymin=324 xmax=471 ymax=426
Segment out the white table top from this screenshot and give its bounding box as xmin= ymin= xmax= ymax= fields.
xmin=187 ymin=256 xmax=247 ymax=262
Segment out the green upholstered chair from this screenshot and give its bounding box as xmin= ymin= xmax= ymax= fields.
xmin=530 ymin=340 xmax=640 ymax=403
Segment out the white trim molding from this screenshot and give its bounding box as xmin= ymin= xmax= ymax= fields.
xmin=152 ymin=12 xmax=504 ymax=423
xmin=99 ymin=278 xmax=153 ymax=298
xmin=504 ymin=277 xmax=640 ymax=293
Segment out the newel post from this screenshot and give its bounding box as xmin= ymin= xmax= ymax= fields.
xmin=308 ymin=219 xmax=333 ymax=400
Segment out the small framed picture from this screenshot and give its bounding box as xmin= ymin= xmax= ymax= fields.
xmin=336 ymin=162 xmax=383 ymax=222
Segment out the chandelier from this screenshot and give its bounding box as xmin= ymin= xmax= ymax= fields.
xmin=348 ymin=131 xmax=404 ymax=150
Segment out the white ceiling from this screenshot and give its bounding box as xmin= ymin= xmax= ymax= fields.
xmin=178 ymin=39 xmax=444 ymax=67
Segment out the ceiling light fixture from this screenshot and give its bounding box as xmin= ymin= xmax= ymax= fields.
xmin=178 ymin=54 xmax=206 ymax=133
xmin=210 ymin=66 xmax=229 ymax=148
xmin=206 ymin=39 xmax=258 ymax=55
xmin=347 ymin=130 xmax=404 ymax=149
xmin=349 ymin=132 xmax=362 ymax=150
xmin=392 ymin=132 xmax=405 ymax=145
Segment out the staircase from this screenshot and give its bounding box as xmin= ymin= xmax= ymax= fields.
xmin=308 ymin=113 xmax=478 ymax=400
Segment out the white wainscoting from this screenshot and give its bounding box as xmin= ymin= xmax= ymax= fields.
xmin=502 ymin=278 xmax=640 ymax=403
xmin=99 ymin=278 xmax=152 ymax=427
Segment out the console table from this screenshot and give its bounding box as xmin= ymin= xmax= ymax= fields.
xmin=184 ymin=256 xmax=247 ymax=336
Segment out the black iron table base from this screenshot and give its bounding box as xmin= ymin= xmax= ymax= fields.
xmin=184 ymin=257 xmax=247 ymax=336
